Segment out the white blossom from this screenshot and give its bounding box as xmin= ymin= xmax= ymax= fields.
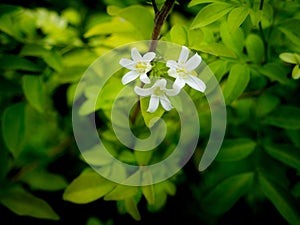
xmin=166 ymin=46 xmax=206 ymax=92
xmin=134 ymin=79 xmax=179 ymax=113
xmin=119 ymin=48 xmax=156 ymax=85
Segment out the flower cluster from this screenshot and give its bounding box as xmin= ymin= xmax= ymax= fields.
xmin=119 ymin=46 xmax=206 ymax=113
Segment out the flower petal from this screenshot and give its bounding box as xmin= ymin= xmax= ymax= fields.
xmin=119 ymin=58 xmax=136 ymax=70
xmin=131 ymin=48 xmax=142 ymax=61
xmin=160 ymin=95 xmax=173 ymax=111
xmin=140 ymin=73 xmax=151 ymax=84
xmin=178 ymin=46 xmax=189 ymax=65
xmin=166 ymin=60 xmax=178 ymax=69
xmin=121 ymin=71 xmax=139 ymax=85
xmin=173 ymin=77 xmax=186 ymax=90
xmin=185 ymin=74 xmax=206 ymax=92
xmin=167 ymin=68 xmax=178 ymax=78
xmin=134 ymin=86 xmax=152 ymax=96
xmin=185 ymin=53 xmax=201 ymax=72
xmin=147 ymin=95 xmax=160 ymax=113
xmin=156 ymin=78 xmax=167 ymax=89
xmin=143 ymin=52 xmax=156 ymax=62
xmin=166 ymin=87 xmax=181 ymax=96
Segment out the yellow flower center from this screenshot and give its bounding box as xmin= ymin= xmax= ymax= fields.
xmin=153 ymin=86 xmax=164 ymax=96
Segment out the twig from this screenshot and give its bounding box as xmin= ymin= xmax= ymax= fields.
xmin=149 ymin=0 xmax=175 ymax=52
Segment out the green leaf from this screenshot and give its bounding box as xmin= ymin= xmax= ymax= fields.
xmin=86 ymin=217 xmax=103 ymax=225
xmin=125 ymin=197 xmax=141 ymax=221
xmin=118 ymin=5 xmax=154 ymax=39
xmin=259 ymin=63 xmax=289 ymax=84
xmin=142 ymin=185 xmax=155 ymax=205
xmin=245 ymin=34 xmax=265 ymax=64
xmin=63 ymin=169 xmax=116 ymax=204
xmin=170 ymin=24 xmax=187 ymax=46
xmin=20 ymin=44 xmax=63 ymax=72
xmin=223 ymin=64 xmax=250 ymax=104
xmin=193 ymin=43 xmax=236 ymax=58
xmin=84 ymin=17 xmax=136 ymax=38
xmin=255 ymin=92 xmax=280 ymax=117
xmin=220 ymin=22 xmax=244 ymax=55
xmin=0 ymin=4 xmax=22 ymax=15
xmin=292 ymin=182 xmax=300 ymax=198
xmin=188 ymin=0 xmax=224 ymax=7
xmin=191 ymin=2 xmax=233 ymax=29
xmin=0 ymin=55 xmax=42 ymax=72
xmin=264 ymin=106 xmax=300 ymax=130
xmin=140 ymin=96 xmax=165 ymax=128
xmin=292 ymin=65 xmax=300 ymax=79
xmin=147 ymin=181 xmax=176 ymax=212
xmin=2 ymin=102 xmax=26 ymax=157
xmin=0 ymin=186 xmax=59 ymax=220
xmin=264 ymin=144 xmax=300 ymax=172
xmin=201 ymin=172 xmax=254 ymax=215
xmin=259 ymin=172 xmax=300 ymax=225
xmin=227 ymin=6 xmax=250 ymax=32
xmin=21 ymin=170 xmax=68 ymax=191
xmin=22 ymin=75 xmax=45 ymax=113
xmin=104 ymin=185 xmax=139 ymax=201
xmin=216 ymin=138 xmax=256 ymax=162
xmin=279 ymin=53 xmax=300 ymax=64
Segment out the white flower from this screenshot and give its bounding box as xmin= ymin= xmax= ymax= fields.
xmin=134 ymin=79 xmax=179 ymax=113
xmin=166 ymin=46 xmax=206 ymax=92
xmin=119 ymin=48 xmax=156 ymax=85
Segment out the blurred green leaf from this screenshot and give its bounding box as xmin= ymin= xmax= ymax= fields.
xmin=220 ymin=22 xmax=244 ymax=55
xmin=0 ymin=55 xmax=42 ymax=72
xmin=188 ymin=0 xmax=223 ymax=7
xmin=63 ymin=169 xmax=116 ymax=204
xmin=0 ymin=4 xmax=22 ymax=15
xmin=280 ymin=52 xmax=300 ymax=64
xmin=259 ymin=172 xmax=300 ymax=225
xmin=264 ymin=144 xmax=300 ymax=172
xmin=191 ymin=2 xmax=233 ymax=29
xmin=216 ymin=138 xmax=256 ymax=162
xmin=264 ymin=106 xmax=300 ymax=130
xmin=2 ymin=102 xmax=26 ymax=157
xmin=142 ymin=185 xmax=155 ymax=205
xmin=292 ymin=65 xmax=300 ymax=79
xmin=20 ymin=44 xmax=63 ymax=72
xmin=227 ymin=6 xmax=250 ymax=32
xmin=118 ymin=5 xmax=154 ymax=39
xmin=124 ymin=197 xmax=141 ymax=221
xmin=170 ymin=24 xmax=187 ymax=46
xmin=201 ymin=172 xmax=254 ymax=215
xmin=259 ymin=63 xmax=289 ymax=84
xmin=22 ymin=75 xmax=45 ymax=113
xmin=0 ymin=186 xmax=59 ymax=220
xmin=255 ymin=93 xmax=280 ymax=117
xmin=84 ymin=17 xmax=135 ymax=38
xmin=104 ymin=185 xmax=139 ymax=201
xmin=21 ymin=170 xmax=68 ymax=191
xmin=223 ymin=64 xmax=250 ymax=104
xmin=245 ymin=34 xmax=265 ymax=64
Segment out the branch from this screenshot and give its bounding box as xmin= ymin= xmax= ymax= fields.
xmin=149 ymin=0 xmax=175 ymax=52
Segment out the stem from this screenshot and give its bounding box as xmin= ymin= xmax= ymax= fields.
xmin=131 ymin=0 xmax=175 ymax=124
xmin=149 ymin=0 xmax=175 ymax=52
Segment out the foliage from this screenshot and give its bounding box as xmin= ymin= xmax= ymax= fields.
xmin=0 ymin=0 xmax=300 ymax=224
